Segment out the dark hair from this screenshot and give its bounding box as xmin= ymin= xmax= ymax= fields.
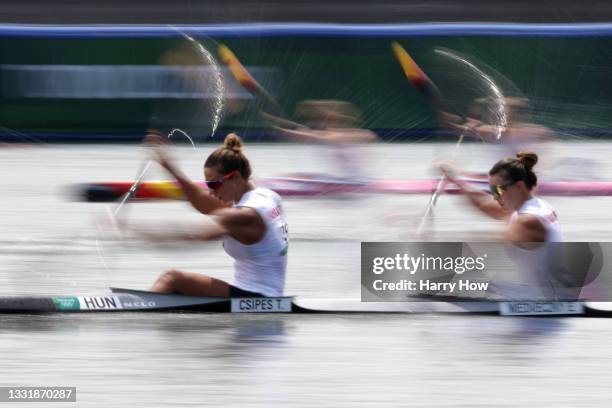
xmin=489 ymin=151 xmax=538 ymax=189
xmin=204 ymin=133 xmax=252 ymax=179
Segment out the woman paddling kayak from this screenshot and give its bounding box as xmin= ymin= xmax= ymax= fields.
xmin=441 ymin=151 xmax=561 ymax=243
xmin=263 ymin=100 xmax=378 ymax=182
xmin=440 ymin=151 xmax=579 ymax=300
xmin=126 ymin=132 xmax=288 ymax=298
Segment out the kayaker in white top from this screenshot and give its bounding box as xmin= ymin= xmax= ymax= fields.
xmin=441 ymin=151 xmax=560 ymax=243
xmin=263 ymin=100 xmax=378 ymax=182
xmin=440 ymin=97 xmax=554 ymax=159
xmin=440 ymin=151 xmax=572 ymax=300
xmin=127 ymin=132 xmax=288 ymax=297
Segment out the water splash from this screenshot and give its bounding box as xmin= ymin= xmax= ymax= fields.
xmin=434 ymin=48 xmax=507 ymax=141
xmin=167 ymin=128 xmax=196 ymax=148
xmin=174 ymin=29 xmax=225 ymax=139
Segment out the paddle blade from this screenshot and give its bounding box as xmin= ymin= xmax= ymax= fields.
xmin=218 ymin=44 xmax=259 ymax=90
xmin=391 ymin=42 xmax=429 ymax=89
xmin=218 ymin=44 xmax=285 ymax=118
xmin=392 ymin=42 xmax=449 ymax=110
xmin=76 ymin=181 xmax=192 ymax=202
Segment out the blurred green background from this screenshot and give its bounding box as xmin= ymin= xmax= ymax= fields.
xmin=2 ymin=33 xmax=612 ymax=140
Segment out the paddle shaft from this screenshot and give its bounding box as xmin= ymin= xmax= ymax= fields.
xmin=112 ymin=129 xmax=195 ymax=218
xmin=416 ymin=133 xmax=465 ymax=235
xmin=112 ymin=160 xmax=153 ymax=217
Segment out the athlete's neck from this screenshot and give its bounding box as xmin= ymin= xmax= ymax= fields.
xmin=515 ymin=192 xmax=534 ymax=211
xmin=234 ymin=180 xmax=255 ymax=203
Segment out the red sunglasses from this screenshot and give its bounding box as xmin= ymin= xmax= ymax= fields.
xmin=205 ymin=169 xmax=238 ymax=190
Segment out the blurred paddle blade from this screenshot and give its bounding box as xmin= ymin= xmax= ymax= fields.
xmin=392 ymin=42 xmax=429 ymax=89
xmin=392 ymin=42 xmax=448 ymax=112
xmin=218 ymin=43 xmax=284 ymax=118
xmin=218 ymin=44 xmax=259 ymax=90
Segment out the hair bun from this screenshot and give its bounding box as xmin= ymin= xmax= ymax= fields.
xmin=223 ymin=133 xmax=244 ymax=154
xmin=516 ymin=151 xmax=538 ymax=170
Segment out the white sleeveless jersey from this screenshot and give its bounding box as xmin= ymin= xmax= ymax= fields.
xmin=223 ymin=188 xmax=288 ymax=297
xmin=510 ymin=197 xmax=562 ymax=242
xmin=501 ymin=197 xmax=570 ymax=300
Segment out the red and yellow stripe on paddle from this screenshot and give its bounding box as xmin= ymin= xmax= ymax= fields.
xmin=147 ymin=181 xmax=186 ymax=200
xmin=391 ymin=42 xmax=445 ymax=109
xmin=391 ymin=42 xmax=429 ymax=89
xmin=218 ymin=44 xmax=259 ymax=90
xmin=218 ymin=44 xmax=284 ymax=117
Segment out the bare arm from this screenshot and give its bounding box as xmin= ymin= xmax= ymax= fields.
xmin=261 ymin=111 xmax=377 ymax=144
xmin=273 ymin=127 xmax=329 ymax=144
xmin=212 ymin=206 xmax=266 ymax=245
xmin=144 ymin=133 xmax=229 ymax=214
xmin=123 ymin=206 xmax=266 ymax=244
xmin=274 ymin=127 xmax=377 ymax=144
xmin=439 ymin=111 xmax=492 ymax=140
xmin=505 ymin=214 xmax=547 ymax=243
xmin=452 ymin=178 xmax=508 ymax=220
xmin=329 ymin=128 xmax=379 ymax=143
xmin=259 ymin=111 xmax=306 ymax=130
xmin=439 ymin=165 xmax=508 ymax=221
xmin=125 ymin=220 xmax=227 ymax=243
xmin=137 ymin=207 xmax=265 ymax=244
xmin=157 ymin=157 xmax=229 ymax=214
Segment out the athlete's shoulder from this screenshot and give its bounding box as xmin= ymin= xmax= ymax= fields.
xmin=511 ymin=213 xmax=548 ymax=242
xmin=252 ymin=187 xmax=283 ymax=203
